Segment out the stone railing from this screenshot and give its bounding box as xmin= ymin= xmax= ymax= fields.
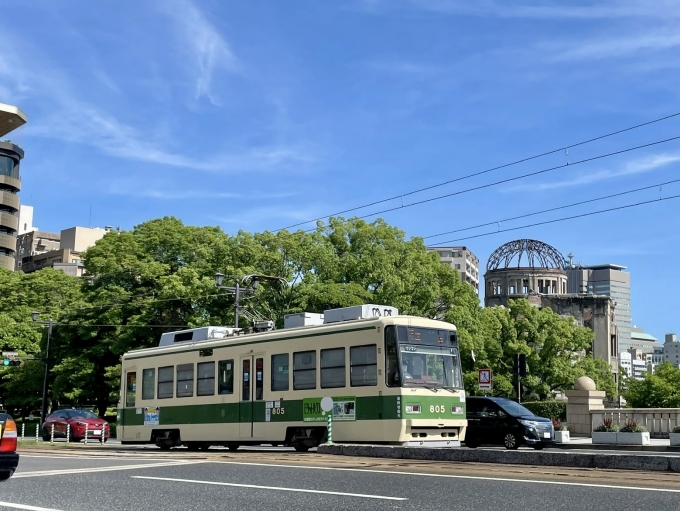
xmin=590 ymin=409 xmax=680 ymax=437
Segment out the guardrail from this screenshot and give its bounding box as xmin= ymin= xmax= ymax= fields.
xmin=591 ymin=409 xmax=680 ymax=437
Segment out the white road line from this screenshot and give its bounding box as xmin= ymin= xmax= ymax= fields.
xmin=131 ymin=475 xmax=407 ymax=501
xmin=0 ymin=502 xmax=65 ymax=511
xmin=210 ymin=461 xmax=680 ymax=494
xmin=14 ymin=460 xmax=205 ymax=478
xmin=20 ymin=454 xmax=191 ymax=461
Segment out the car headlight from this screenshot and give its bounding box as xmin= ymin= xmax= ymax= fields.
xmin=451 ymin=406 xmax=463 ymax=414
xmin=518 ymin=419 xmax=540 ymax=428
xmin=75 ymin=421 xmax=87 ymax=426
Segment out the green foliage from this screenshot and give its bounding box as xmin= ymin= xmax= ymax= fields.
xmin=594 ymin=417 xmax=619 ymax=432
xmin=623 ymin=362 xmax=680 ymax=408
xmin=620 ymin=419 xmax=646 ymax=433
xmin=521 ymin=401 xmax=567 ymax=420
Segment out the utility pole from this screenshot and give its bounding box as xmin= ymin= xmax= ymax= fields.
xmin=31 ymin=312 xmax=57 ymax=423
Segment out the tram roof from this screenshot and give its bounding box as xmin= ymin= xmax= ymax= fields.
xmin=122 ymin=315 xmax=457 ymax=361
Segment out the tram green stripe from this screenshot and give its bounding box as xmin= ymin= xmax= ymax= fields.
xmin=120 ymin=395 xmax=465 ymax=426
xmin=125 ymin=326 xmax=378 ymax=361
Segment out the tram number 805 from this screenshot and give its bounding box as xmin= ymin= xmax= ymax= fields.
xmin=272 ymin=407 xmax=285 ymax=415
xmin=430 ymin=405 xmax=446 ymax=413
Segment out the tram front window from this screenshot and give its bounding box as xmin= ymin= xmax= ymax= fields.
xmin=400 ymin=346 xmax=463 ymax=389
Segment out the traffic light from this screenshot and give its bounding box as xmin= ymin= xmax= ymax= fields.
xmin=513 ymin=354 xmax=527 ymax=377
xmin=1 ymin=359 xmax=20 ymax=367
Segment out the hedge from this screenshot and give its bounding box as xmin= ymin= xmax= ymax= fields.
xmin=521 ymin=401 xmax=566 ymax=420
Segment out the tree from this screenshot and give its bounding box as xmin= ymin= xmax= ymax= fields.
xmin=624 ymin=362 xmax=680 ymax=408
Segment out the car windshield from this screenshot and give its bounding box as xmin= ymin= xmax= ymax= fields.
xmin=400 ymin=345 xmax=463 ymax=389
xmin=64 ymin=410 xmax=99 ymax=419
xmin=495 ymin=399 xmax=534 ymax=417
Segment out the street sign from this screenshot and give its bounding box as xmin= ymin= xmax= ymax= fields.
xmin=478 ymin=369 xmax=492 ymax=390
xmin=1 ymin=351 xmax=18 ymax=358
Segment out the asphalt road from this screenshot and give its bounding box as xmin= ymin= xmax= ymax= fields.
xmin=1 ymin=450 xmax=680 ymax=511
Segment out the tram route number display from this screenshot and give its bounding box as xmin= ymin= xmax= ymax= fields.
xmin=302 ymin=397 xmax=356 ymax=422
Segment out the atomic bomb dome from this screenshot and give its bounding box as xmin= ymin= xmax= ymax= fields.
xmin=484 ymin=239 xmax=568 ymax=307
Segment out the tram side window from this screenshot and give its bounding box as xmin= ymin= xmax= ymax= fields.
xmin=293 ymin=351 xmax=316 ymax=390
xmin=177 ymin=364 xmax=194 ymax=397
xmin=321 ymin=348 xmax=345 ymax=388
xmin=158 ymin=366 xmax=174 ymax=399
xmin=385 ymin=325 xmax=400 ymax=387
xmin=142 ymin=368 xmax=155 ymax=400
xmin=350 ymin=345 xmax=378 ymax=387
xmin=126 ymin=372 xmax=136 ymax=407
xmin=271 ymin=354 xmax=289 ymax=391
xmin=218 ymin=360 xmax=234 ymax=395
xmin=197 ymin=362 xmax=215 ymax=396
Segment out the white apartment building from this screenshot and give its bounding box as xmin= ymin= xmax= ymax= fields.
xmin=620 ymin=350 xmax=647 ymax=380
xmin=428 ymin=246 xmax=480 ymax=295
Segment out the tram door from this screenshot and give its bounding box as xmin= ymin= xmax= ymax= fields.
xmin=239 ymin=355 xmax=264 ymax=439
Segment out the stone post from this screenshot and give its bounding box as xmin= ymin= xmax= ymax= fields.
xmin=565 ymin=376 xmax=605 ymax=437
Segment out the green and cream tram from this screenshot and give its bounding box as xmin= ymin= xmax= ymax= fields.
xmin=117 ymin=305 xmax=467 ymax=450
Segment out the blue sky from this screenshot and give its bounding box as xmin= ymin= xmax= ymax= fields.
xmin=2 ymin=0 xmax=680 ymax=340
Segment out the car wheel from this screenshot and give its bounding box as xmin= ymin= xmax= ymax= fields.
xmin=465 ymin=438 xmax=479 ymax=448
xmin=503 ymin=433 xmax=519 ymax=450
xmin=0 ymin=471 xmax=11 ymax=482
xmin=41 ymin=428 xmax=51 ymax=442
xmin=533 ymin=444 xmax=545 ymax=450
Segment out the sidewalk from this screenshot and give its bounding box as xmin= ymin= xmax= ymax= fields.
xmin=554 ymin=437 xmax=680 ymax=452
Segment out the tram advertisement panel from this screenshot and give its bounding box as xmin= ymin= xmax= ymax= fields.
xmin=303 ymin=397 xmax=356 ymax=422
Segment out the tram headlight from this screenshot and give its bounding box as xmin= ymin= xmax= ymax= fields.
xmin=451 ymin=406 xmax=463 ymax=414
xmin=405 ymin=404 xmax=421 ymax=414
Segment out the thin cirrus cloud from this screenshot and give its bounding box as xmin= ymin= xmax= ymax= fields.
xmin=544 ymin=32 xmax=680 ymax=62
xmin=506 ymin=153 xmax=680 ymax=192
xmin=158 ymin=0 xmax=241 ymax=105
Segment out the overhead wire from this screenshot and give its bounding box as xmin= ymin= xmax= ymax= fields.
xmin=433 ymin=193 xmax=680 ymax=243
xmin=275 ymin=111 xmax=680 ymax=231
xmin=423 ymin=178 xmax=680 ymax=240
xmin=301 ymin=134 xmax=680 ymax=232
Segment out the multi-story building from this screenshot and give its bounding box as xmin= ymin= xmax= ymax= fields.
xmin=566 ymin=263 xmax=632 ymax=354
xmin=0 ymin=103 xmax=27 ymax=271
xmin=19 ymin=226 xmax=108 ymax=277
xmin=663 ymin=333 xmax=680 ymax=368
xmin=428 ymin=246 xmax=480 ymax=295
xmin=15 ymin=230 xmax=61 ymax=271
xmin=629 ymin=327 xmax=661 ymax=354
xmin=620 ymin=350 xmax=647 ymax=380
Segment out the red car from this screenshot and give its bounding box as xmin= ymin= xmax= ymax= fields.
xmin=0 ymin=413 xmax=19 ymax=481
xmin=42 ymin=409 xmax=110 ymax=442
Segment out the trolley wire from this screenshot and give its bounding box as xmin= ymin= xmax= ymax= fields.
xmin=433 ymin=193 xmax=680 ymax=243
xmin=301 ymin=134 xmax=680 ymax=232
xmin=423 ymin=178 xmax=680 ymax=240
xmin=275 ymin=111 xmax=680 ymax=232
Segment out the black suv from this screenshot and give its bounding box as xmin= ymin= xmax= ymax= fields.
xmin=0 ymin=413 xmax=19 ymax=481
xmin=464 ymin=397 xmax=554 ymax=450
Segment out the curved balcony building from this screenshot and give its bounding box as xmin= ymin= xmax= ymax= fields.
xmin=0 ymin=103 xmax=28 ymax=271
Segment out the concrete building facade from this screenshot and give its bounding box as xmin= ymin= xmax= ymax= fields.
xmin=628 ymin=326 xmax=661 ymax=354
xmin=15 ymin=230 xmax=61 ymax=271
xmin=0 ymin=103 xmax=27 ymax=271
xmin=566 ymin=263 xmax=632 ymax=353
xmin=18 ymin=226 xmax=107 ymax=277
xmin=664 ymin=333 xmax=680 ymax=368
xmin=428 ymin=246 xmax=480 ymax=295
xmin=620 ymin=349 xmax=647 ymax=380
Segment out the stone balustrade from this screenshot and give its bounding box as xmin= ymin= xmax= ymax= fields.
xmin=590 ymin=409 xmax=680 ymax=437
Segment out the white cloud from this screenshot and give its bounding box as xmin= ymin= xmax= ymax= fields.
xmin=509 ymin=153 xmax=680 ymax=192
xmin=159 ymin=0 xmax=240 ymax=105
xmin=545 ymin=32 xmax=680 ymax=62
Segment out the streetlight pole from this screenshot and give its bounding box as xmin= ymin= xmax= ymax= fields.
xmin=31 ymin=312 xmax=57 ymax=423
xmin=214 ymin=273 xmax=286 ymax=329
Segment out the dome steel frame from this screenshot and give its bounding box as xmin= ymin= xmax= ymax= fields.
xmin=486 ymin=239 xmax=566 ymax=272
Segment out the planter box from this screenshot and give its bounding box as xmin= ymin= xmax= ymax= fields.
xmin=592 ymin=431 xmax=617 ymax=444
xmin=669 ymin=433 xmax=680 ymax=446
xmin=555 ymin=431 xmax=570 ymax=443
xmin=616 ymin=432 xmax=650 ymax=445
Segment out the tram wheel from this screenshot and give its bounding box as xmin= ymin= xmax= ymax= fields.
xmin=228 ymin=445 xmax=239 ymax=452
xmin=294 ymin=445 xmax=310 ymax=453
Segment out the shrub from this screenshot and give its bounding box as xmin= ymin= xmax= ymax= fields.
xmin=522 ymin=401 xmax=566 ymax=420
xmin=594 ymin=417 xmax=619 ymax=432
xmin=620 ymin=419 xmax=647 ymax=433
xmin=673 ymin=426 xmax=680 ymax=434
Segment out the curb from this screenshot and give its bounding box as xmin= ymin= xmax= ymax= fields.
xmin=317 ymin=444 xmax=680 ymax=472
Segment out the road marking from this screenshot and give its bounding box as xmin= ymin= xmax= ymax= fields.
xmin=210 ymin=461 xmax=680 ymax=494
xmin=131 ymin=475 xmax=407 ymax=500
xmin=13 ymin=460 xmax=205 ymax=478
xmin=20 ymin=454 xmax=192 ymax=461
xmin=0 ymin=502 xmax=65 ymax=511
